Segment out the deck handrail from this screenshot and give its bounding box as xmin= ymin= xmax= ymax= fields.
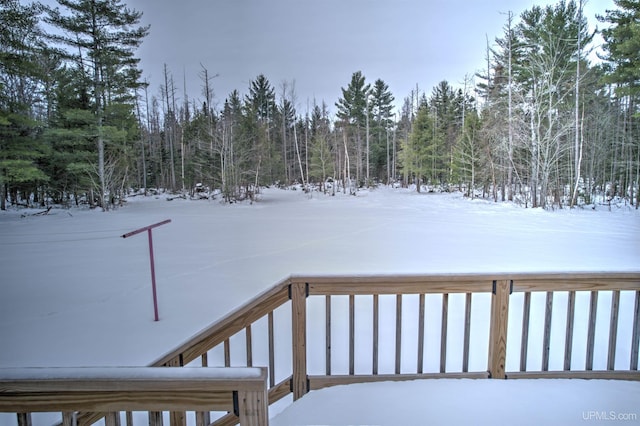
xmin=154 ymin=272 xmax=640 ymax=367
xmin=148 ymin=271 xmax=640 ymax=426
xmin=0 ymin=367 xmax=268 ymax=426
xmin=3 ymin=272 xmax=638 ymax=426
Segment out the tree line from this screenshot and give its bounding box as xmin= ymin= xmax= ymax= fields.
xmin=1 ymin=0 xmax=638 ymax=210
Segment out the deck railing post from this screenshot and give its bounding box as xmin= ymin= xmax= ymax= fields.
xmin=238 ymin=389 xmax=268 ymax=426
xmin=290 ymin=281 xmax=308 ymax=400
xmin=488 ymin=280 xmax=511 ymax=379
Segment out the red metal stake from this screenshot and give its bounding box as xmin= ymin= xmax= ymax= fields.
xmin=147 ymin=229 xmax=159 ymax=321
xmin=122 ymin=219 xmax=171 ymax=321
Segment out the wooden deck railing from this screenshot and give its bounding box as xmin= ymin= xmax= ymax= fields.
xmin=2 ymin=273 xmax=638 ymax=426
xmin=0 ymin=367 xmax=268 ymax=426
xmin=149 ymin=272 xmax=640 ymax=425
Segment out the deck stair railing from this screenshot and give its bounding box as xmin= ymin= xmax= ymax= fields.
xmin=1 ymin=272 xmax=639 ymax=426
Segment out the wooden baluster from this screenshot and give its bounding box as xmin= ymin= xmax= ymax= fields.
xmin=62 ymin=412 xmax=75 ymax=426
xmin=224 ymin=339 xmax=231 ymax=367
xmin=564 ymin=291 xmax=576 ymax=371
xmin=440 ymin=293 xmax=449 ymax=373
xmin=105 ymin=412 xmax=121 ymax=426
xmin=17 ymin=413 xmax=32 ymax=426
xmin=372 ymin=294 xmax=379 ymax=375
xmin=268 ymin=311 xmax=276 ymax=387
xmin=520 ymin=292 xmax=531 ymax=372
xmin=325 ymin=296 xmax=331 ymax=376
xmin=246 ymin=325 xmax=253 ymax=367
xmin=542 ymin=292 xmax=553 ymax=371
xmin=608 ymin=290 xmax=621 ymax=370
xmin=349 ymin=294 xmax=355 ymax=375
xmin=149 ymin=411 xmax=163 ymax=426
xmin=463 ymin=292 xmax=472 ymax=373
xmin=395 ymin=294 xmax=403 ymax=375
xmin=171 ymin=408 xmax=185 ymax=425
xmin=631 ymin=291 xmax=640 ymax=371
xmin=586 ymin=291 xmax=598 ymax=371
xmin=417 ymin=293 xmax=425 ymax=374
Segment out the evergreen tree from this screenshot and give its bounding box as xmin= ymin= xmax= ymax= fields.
xmin=41 ymin=65 xmax=95 ymax=205
xmin=599 ymin=0 xmax=640 ymax=98
xmin=45 ymin=0 xmax=148 ymax=209
xmin=599 ymin=0 xmax=640 ymax=207
xmin=0 ymin=0 xmax=49 ymax=209
xmin=429 ymin=81 xmax=459 ymax=184
xmin=244 ymin=74 xmax=277 ymax=192
xmin=399 ymin=103 xmax=434 ymax=192
xmin=370 ymin=78 xmax=395 ymax=183
xmin=336 ymin=71 xmax=371 ymax=186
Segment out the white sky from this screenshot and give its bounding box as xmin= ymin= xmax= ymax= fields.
xmin=131 ymin=0 xmax=615 ymax=115
xmin=43 ymin=0 xmax=615 ymax=114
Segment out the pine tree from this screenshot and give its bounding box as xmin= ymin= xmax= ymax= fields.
xmin=599 ymin=0 xmax=640 ymax=98
xmin=244 ymin=75 xmax=277 ymax=194
xmin=0 ymin=0 xmax=49 ymax=209
xmin=599 ymin=0 xmax=640 ymax=207
xmin=429 ymin=81 xmax=459 ymax=185
xmin=45 ymin=0 xmax=148 ymax=209
xmin=399 ymin=103 xmax=434 ymax=192
xmin=336 ymin=71 xmax=371 ymax=186
xmin=41 ymin=65 xmax=95 ymax=205
xmin=370 ymin=79 xmax=395 ymax=183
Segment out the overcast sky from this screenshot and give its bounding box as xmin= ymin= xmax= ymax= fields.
xmin=102 ymin=0 xmax=614 ymax=114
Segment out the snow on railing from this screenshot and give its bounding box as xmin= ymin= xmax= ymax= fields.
xmin=0 ymin=367 xmax=268 ymax=426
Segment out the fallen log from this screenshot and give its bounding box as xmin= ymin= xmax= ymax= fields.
xmin=21 ymin=206 xmax=52 ymax=218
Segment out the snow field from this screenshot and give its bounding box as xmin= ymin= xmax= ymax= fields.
xmin=1 ymin=187 xmax=639 ymax=424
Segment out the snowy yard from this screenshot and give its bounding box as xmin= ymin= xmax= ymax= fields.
xmin=1 ymin=187 xmax=639 ymax=424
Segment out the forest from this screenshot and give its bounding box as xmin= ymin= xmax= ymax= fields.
xmin=0 ymin=0 xmax=638 ymax=210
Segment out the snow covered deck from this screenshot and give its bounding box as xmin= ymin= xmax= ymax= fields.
xmin=270 ymin=378 xmax=640 ymax=425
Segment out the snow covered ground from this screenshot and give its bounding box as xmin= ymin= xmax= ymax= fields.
xmin=270 ymin=378 xmax=640 ymax=426
xmin=1 ymin=187 xmax=639 ymax=424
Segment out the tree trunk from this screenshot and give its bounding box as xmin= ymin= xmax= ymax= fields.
xmin=294 ymin=120 xmax=306 ymax=191
xmin=507 ymin=11 xmax=514 ymax=201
